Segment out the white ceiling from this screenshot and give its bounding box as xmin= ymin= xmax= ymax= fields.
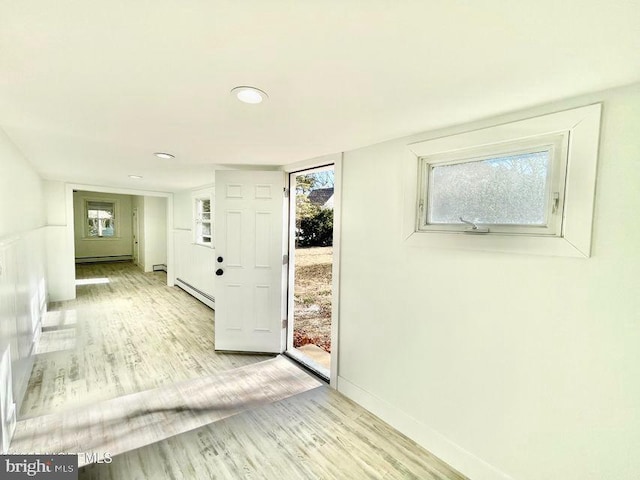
xmin=1 ymin=1 xmax=639 ymax=192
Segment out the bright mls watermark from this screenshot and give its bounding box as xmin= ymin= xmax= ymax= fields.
xmin=78 ymin=452 xmax=112 ymax=465
xmin=1 ymin=455 xmax=77 ymax=479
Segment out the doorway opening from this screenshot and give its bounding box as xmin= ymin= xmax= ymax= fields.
xmin=286 ymin=165 xmax=334 ymax=379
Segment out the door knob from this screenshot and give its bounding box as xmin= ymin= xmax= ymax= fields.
xmin=216 ymin=268 xmax=224 ymax=276
xmin=217 ymin=256 xmax=223 ymax=263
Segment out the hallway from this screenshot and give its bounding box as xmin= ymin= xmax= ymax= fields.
xmin=11 ymin=261 xmax=468 ymax=479
xmin=20 ymin=262 xmax=272 ymax=419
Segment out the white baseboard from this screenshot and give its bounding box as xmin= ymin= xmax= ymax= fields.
xmin=175 ymin=278 xmax=215 ymax=310
xmin=337 ymin=375 xmax=514 ymax=480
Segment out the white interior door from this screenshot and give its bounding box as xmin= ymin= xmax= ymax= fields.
xmin=214 ymin=170 xmax=286 ymax=353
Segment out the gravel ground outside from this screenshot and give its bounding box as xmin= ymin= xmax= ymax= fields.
xmin=293 ymin=246 xmax=332 ymax=352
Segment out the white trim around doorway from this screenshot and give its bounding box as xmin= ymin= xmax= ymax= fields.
xmin=62 ymin=183 xmax=174 ymax=301
xmin=282 ymin=153 xmax=342 ymax=388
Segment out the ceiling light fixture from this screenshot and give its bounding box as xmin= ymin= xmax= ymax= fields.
xmin=128 ymin=175 xmax=143 ymax=179
xmin=231 ymin=86 xmax=268 ymax=104
xmin=154 ymin=152 xmax=175 ymax=159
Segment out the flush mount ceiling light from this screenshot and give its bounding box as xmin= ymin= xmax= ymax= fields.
xmin=154 ymin=152 xmax=175 ymax=159
xmin=128 ymin=175 xmax=143 ymax=179
xmin=231 ymin=86 xmax=268 ymax=104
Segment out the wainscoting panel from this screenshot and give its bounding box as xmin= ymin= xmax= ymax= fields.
xmin=0 ymin=227 xmax=46 ymax=449
xmin=173 ymin=229 xmax=216 ymax=303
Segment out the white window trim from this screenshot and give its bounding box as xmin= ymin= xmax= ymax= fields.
xmin=83 ymin=198 xmax=120 ymax=240
xmin=402 ymin=103 xmax=602 ymax=257
xmin=418 ymin=132 xmax=568 ymax=236
xmin=194 ymin=195 xmax=213 ymax=247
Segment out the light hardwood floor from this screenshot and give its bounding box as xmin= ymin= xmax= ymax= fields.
xmin=21 ymin=262 xmax=272 ymax=418
xmin=17 ymin=261 xmax=467 ymax=480
xmin=78 ymin=386 xmax=468 ymax=480
xmin=10 ymin=356 xmax=323 ymax=467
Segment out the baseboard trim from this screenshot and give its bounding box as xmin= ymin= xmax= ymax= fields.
xmin=75 ymin=255 xmax=133 ymax=264
xmin=337 ymin=375 xmax=514 ymax=480
xmin=175 ymin=278 xmax=215 ymax=310
xmin=153 ymin=264 xmax=167 ymax=272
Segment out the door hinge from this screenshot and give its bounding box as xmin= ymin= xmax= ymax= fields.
xmin=284 ymin=187 xmax=290 ymax=198
xmin=283 ymin=254 xmax=289 ymax=265
xmin=282 ymin=318 xmax=288 ymax=329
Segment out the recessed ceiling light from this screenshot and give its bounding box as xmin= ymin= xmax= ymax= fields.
xmin=154 ymin=152 xmax=175 ymax=159
xmin=231 ymin=86 xmax=268 ymax=104
xmin=129 ymin=175 xmax=143 ymax=179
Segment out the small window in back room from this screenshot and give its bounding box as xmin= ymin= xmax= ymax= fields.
xmin=86 ymin=201 xmax=116 ymax=237
xmin=195 ymin=197 xmax=212 ymax=246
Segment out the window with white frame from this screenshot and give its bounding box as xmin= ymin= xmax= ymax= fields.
xmin=194 ymin=196 xmax=212 ymax=246
xmin=418 ymin=133 xmax=568 ymax=236
xmin=86 ymin=200 xmax=116 ymax=237
xmin=403 ymin=103 xmax=602 ymax=257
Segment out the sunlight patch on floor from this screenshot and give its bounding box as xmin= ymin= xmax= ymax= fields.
xmin=35 ymin=329 xmax=77 ymax=354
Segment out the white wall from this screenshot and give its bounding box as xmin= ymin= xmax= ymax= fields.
xmin=173 ymin=185 xmax=216 ymax=300
xmin=337 ymin=83 xmax=640 ymax=480
xmin=142 ymin=196 xmax=167 ymax=272
xmin=0 ymin=132 xmax=44 ymax=240
xmin=73 ymin=191 xmax=133 ymax=260
xmin=43 ymin=181 xmax=74 ymax=302
xmin=0 ymin=126 xmax=46 ymax=425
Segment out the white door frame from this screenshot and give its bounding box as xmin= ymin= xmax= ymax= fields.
xmin=282 ymin=153 xmax=342 ymax=387
xmin=61 ymin=184 xmax=174 ymax=300
xmin=132 ymin=207 xmax=140 ymax=267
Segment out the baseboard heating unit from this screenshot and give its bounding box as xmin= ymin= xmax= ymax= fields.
xmin=175 ymin=278 xmax=215 ymax=310
xmin=75 ymin=255 xmax=133 ymax=264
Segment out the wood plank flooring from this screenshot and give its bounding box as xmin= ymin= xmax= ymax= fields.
xmin=15 ymin=261 xmax=468 ymax=480
xmin=10 ymin=356 xmax=322 ymax=467
xmin=78 ymin=386 xmax=468 ymax=480
xmin=21 ymin=262 xmax=272 ymax=418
